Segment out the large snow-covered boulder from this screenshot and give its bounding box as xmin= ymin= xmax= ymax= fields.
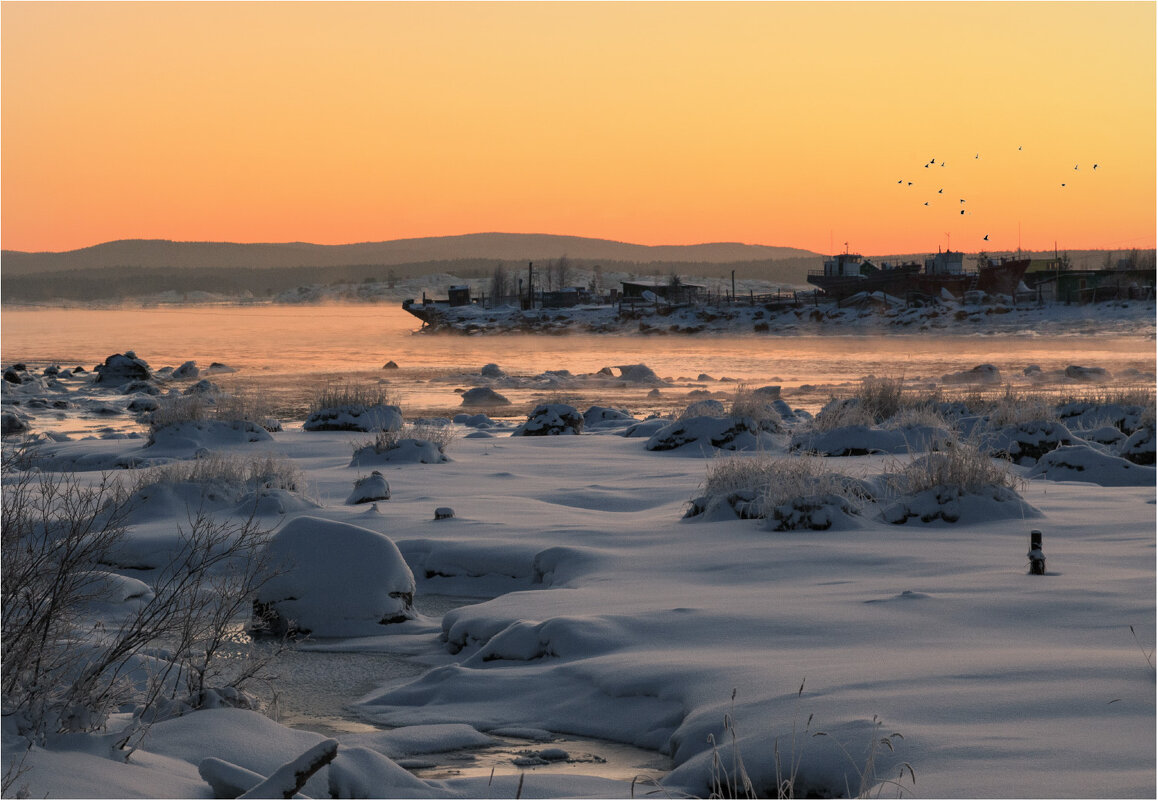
xmin=512 ymin=403 xmax=584 ymax=436
xmin=1028 ymin=444 xmax=1157 ymax=487
xmin=303 ymin=404 xmax=402 ymax=432
xmin=254 ymin=517 xmax=416 ymax=637
xmin=94 ymin=352 xmax=152 ymax=385
xmin=350 ymin=438 xmax=449 ymax=466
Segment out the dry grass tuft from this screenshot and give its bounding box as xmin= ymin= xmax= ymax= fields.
xmin=312 ymin=383 xmax=397 ymax=411
xmin=361 ymin=421 xmax=458 ymax=454
xmin=136 ymin=452 xmax=303 ymax=493
xmin=885 ymin=435 xmax=1021 ymax=496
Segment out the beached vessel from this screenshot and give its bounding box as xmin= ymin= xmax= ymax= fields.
xmin=808 ymin=250 xmax=1032 ymax=299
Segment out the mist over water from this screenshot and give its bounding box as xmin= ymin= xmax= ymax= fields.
xmin=3 ymin=304 xmax=1154 ymax=422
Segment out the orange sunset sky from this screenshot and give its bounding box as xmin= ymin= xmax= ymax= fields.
xmin=2 ymin=1 xmax=1155 ymax=256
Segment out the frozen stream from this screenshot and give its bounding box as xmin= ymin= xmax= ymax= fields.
xmin=245 ymin=594 xmax=672 ymax=783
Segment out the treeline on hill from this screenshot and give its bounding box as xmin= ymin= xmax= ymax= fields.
xmin=1 ymin=256 xmax=822 ymax=304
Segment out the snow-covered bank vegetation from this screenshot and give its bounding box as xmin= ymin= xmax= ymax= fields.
xmin=2 ymin=351 xmax=1154 ymax=798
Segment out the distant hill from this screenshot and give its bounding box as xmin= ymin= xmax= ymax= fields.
xmin=1 ymin=233 xmax=819 ymax=275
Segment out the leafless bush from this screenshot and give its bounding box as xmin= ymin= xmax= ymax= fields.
xmin=2 ymin=445 xmax=278 ymax=751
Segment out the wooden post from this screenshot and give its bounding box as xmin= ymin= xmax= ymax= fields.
xmin=1027 ymin=529 xmax=1045 ymax=575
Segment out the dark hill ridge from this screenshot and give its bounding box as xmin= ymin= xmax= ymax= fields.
xmin=1 ymin=233 xmax=819 ymax=275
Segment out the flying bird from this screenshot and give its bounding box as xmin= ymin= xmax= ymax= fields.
xmin=975 ymin=153 xmax=980 ymax=159
xmin=1074 ymin=165 xmax=1079 ymax=170
xmin=940 ymin=161 xmax=945 ymax=167
xmin=1018 ymin=145 xmax=1023 ymax=151
xmin=1093 ymin=164 xmax=1099 ymax=170
xmin=924 ymin=202 xmax=929 ymax=206
xmin=908 ymin=182 xmax=913 ymax=186
xmin=960 ymin=210 xmax=965 ymax=215
xmin=984 ymin=235 xmax=989 ymax=241
xmin=938 ymin=188 xmax=943 ymax=194
xmin=959 ymin=199 xmax=966 ymax=204
xmin=1061 ymin=183 xmax=1066 ymax=187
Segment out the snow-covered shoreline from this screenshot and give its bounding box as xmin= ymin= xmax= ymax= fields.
xmin=406 ymin=295 xmax=1157 ymax=338
xmin=2 ymin=347 xmax=1155 ymax=798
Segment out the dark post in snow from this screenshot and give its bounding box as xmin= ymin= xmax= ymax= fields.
xmin=1027 ymin=529 xmax=1045 ymax=575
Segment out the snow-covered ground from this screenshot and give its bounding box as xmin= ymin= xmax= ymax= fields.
xmin=2 ymin=360 xmax=1154 ymax=798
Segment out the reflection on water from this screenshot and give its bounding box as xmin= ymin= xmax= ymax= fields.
xmin=3 ymin=304 xmax=1154 ymax=422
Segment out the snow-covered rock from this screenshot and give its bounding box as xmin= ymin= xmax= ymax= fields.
xmin=351 ymin=438 xmax=449 ymax=466
xmin=94 ymin=352 xmax=152 ymax=385
xmin=347 ymin=471 xmax=391 ymax=504
xmin=1028 ymin=444 xmax=1157 ymax=486
xmin=791 ymin=424 xmax=951 ymax=456
xmin=253 ymin=517 xmax=416 ymax=637
xmin=646 ymin=415 xmax=776 ymax=453
xmin=512 ymin=403 xmax=584 ymax=436
xmin=1064 ymin=364 xmax=1111 ymax=382
xmin=172 ymin=360 xmax=200 ymax=379
xmin=768 ymin=494 xmax=862 ymax=531
xmin=303 ymin=404 xmax=403 ymax=432
xmin=1120 ymin=427 xmax=1156 ymax=465
xmin=480 ymin=363 xmax=506 ymax=378
xmin=941 ymin=363 xmax=1001 ymax=384
xmin=146 ymin=420 xmax=273 ymax=451
xmin=881 ymin=484 xmax=1039 ymax=524
xmin=982 ymin=420 xmax=1074 ymax=464
xmin=582 ymin=405 xmax=635 ymax=429
xmin=460 ymin=387 xmax=511 ymax=407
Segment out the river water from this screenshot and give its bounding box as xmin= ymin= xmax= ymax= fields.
xmin=3 ymin=303 xmax=1154 ymax=425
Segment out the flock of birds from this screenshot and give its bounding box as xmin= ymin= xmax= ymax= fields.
xmin=896 ymin=146 xmax=1100 ymax=242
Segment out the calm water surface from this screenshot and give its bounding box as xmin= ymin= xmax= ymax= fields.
xmin=4 ymin=304 xmax=1154 ymax=418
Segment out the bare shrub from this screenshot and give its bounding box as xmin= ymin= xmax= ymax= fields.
xmin=2 ymin=446 xmax=278 ymax=748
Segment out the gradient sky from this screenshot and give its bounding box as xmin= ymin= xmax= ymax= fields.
xmin=2 ymin=1 xmax=1155 ymax=255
